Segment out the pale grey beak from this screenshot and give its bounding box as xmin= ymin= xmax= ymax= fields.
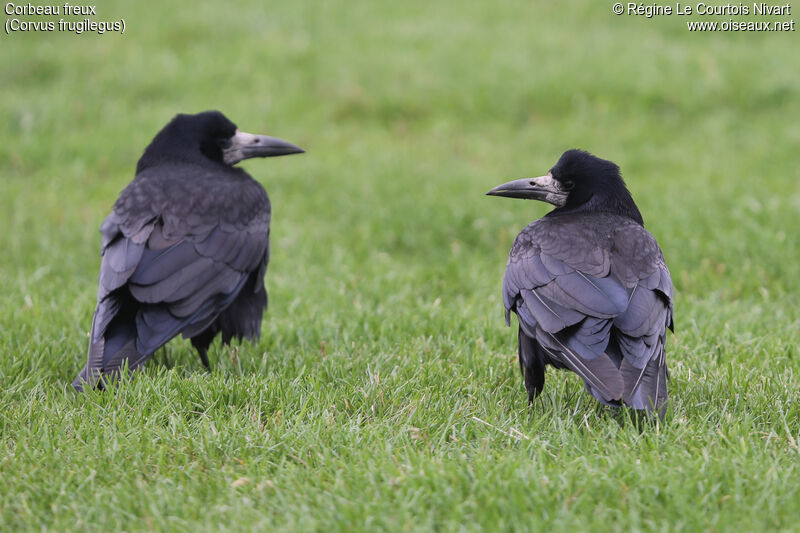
xmin=223 ymin=130 xmax=304 ymax=165
xmin=486 ymin=174 xmax=568 ymax=206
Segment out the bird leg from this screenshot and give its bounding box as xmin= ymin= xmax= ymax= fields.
xmin=190 ymin=328 xmax=218 ymax=371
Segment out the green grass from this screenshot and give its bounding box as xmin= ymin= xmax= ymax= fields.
xmin=2 ymin=1 xmax=800 ymax=531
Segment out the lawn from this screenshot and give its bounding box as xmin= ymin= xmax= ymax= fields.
xmin=1 ymin=1 xmax=799 ymax=531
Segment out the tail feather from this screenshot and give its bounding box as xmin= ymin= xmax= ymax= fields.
xmin=73 ymin=295 xmax=146 ymax=392
xmin=518 ymin=328 xmax=546 ymax=402
xmin=72 ymin=337 xmax=104 ymax=392
xmin=620 ymin=337 xmax=668 ymax=418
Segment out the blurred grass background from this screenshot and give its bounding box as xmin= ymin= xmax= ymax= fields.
xmin=1 ymin=1 xmax=799 ymax=531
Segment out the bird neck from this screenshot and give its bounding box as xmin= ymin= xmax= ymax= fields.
xmin=136 ymin=144 xmax=226 ymax=174
xmin=548 ymin=190 xmax=644 ymax=226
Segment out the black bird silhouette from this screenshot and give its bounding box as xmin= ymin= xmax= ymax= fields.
xmin=487 ymin=150 xmax=673 ymax=416
xmin=73 ymin=111 xmax=304 ymax=391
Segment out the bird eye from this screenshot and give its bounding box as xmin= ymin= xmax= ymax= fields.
xmin=562 ymin=180 xmax=575 ymax=191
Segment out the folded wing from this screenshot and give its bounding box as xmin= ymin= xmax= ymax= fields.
xmin=504 ymin=214 xmax=673 ymax=412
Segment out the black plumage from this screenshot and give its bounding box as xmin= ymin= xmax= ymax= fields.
xmin=73 ymin=111 xmax=303 ymax=391
xmin=487 ymin=150 xmax=673 ymax=416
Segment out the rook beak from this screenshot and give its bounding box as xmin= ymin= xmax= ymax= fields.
xmin=223 ymin=130 xmax=304 ymax=165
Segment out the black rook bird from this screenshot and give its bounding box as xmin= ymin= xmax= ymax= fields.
xmin=487 ymin=150 xmax=673 ymax=416
xmin=73 ymin=111 xmax=304 ymax=391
